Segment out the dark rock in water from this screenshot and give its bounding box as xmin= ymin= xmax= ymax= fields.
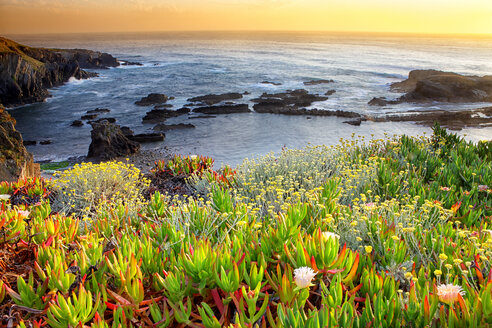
xmin=252 ymin=89 xmax=328 ymax=113
xmin=23 ymin=140 xmax=36 ymax=146
xmin=188 ymin=115 xmax=217 ymax=119
xmin=120 ymin=126 xmax=134 ymax=136
xmin=304 ymin=79 xmax=334 ymax=85
xmin=71 ymin=120 xmax=83 ymax=127
xmin=81 ymin=114 xmax=98 ymax=120
xmin=169 ymin=96 xmax=175 ymax=100
xmin=261 ymin=81 xmax=282 ymax=86
xmin=88 ymin=118 xmax=116 ymax=124
xmin=154 ymin=103 xmax=173 ymax=109
xmin=142 ymin=107 xmax=190 ymax=123
xmin=370 ymin=106 xmax=492 ymax=131
xmin=153 ymin=123 xmax=195 ymax=131
xmin=0 ymin=105 xmax=39 ymax=181
xmin=40 ymin=140 xmax=52 ymax=145
xmin=127 ymin=133 xmax=165 ymax=143
xmin=188 ymin=93 xmax=243 ymax=105
xmin=135 ymin=93 xmax=169 ymax=106
xmin=0 ymin=37 xmax=119 ymax=107
xmin=243 ymin=91 xmax=251 ymax=95
xmin=120 ymin=61 xmax=143 ymax=66
xmin=87 ymin=108 xmax=110 ymax=114
xmin=193 ymin=104 xmax=250 ymax=114
xmin=343 ymin=118 xmax=363 ymax=126
xmin=255 ymin=105 xmax=361 ymax=118
xmin=390 ymin=70 xmax=492 ymax=103
xmin=368 ymin=97 xmax=391 ymax=106
xmin=325 ymin=90 xmax=336 ymax=96
xmin=87 ymin=121 xmax=140 ymax=160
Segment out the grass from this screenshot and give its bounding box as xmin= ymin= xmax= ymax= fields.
xmin=39 ymin=161 xmax=70 ymax=171
xmin=0 ymin=125 xmax=491 ymax=327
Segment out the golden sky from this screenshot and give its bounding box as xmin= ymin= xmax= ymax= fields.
xmin=1 ymin=0 xmax=492 ymax=35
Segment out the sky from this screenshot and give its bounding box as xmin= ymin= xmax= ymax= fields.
xmin=1 ymin=0 xmax=492 ymax=35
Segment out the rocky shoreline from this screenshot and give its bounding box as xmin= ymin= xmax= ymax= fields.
xmin=1 ymin=36 xmax=491 ymax=181
xmin=0 ymin=37 xmax=120 ymax=107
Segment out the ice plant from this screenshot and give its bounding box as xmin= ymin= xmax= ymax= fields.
xmin=437 ymin=284 xmax=465 ymax=305
xmin=0 ymin=194 xmax=10 ymax=200
xmin=294 ymin=267 xmax=317 ymax=289
xmin=322 ymin=231 xmax=339 ymax=242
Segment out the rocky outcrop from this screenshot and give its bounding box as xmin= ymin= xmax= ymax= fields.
xmin=87 ymin=121 xmax=140 ymax=160
xmin=374 ymin=70 xmax=492 ymax=106
xmin=127 ymin=133 xmax=165 ymax=143
xmin=153 ymin=123 xmax=195 ymax=131
xmin=369 ymin=106 xmax=492 ymax=131
xmin=0 ymin=37 xmax=119 ymax=107
xmin=142 ymin=107 xmax=190 ymax=123
xmin=304 ymin=79 xmax=334 ymax=86
xmin=135 ymin=93 xmax=169 ymax=106
xmin=0 ymin=105 xmax=39 ymax=181
xmin=193 ymin=104 xmax=250 ymax=114
xmin=188 ymin=93 xmax=243 ymax=105
xmin=252 ymin=89 xmax=328 ymax=113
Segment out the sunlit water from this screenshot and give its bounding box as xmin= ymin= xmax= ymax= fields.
xmin=6 ymin=32 xmax=492 ymax=167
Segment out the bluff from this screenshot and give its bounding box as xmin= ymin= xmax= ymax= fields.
xmin=0 ymin=37 xmax=119 ymax=107
xmin=0 ymin=105 xmax=39 ymax=181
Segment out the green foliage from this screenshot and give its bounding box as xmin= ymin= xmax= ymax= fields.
xmin=1 ymin=127 xmax=491 ymax=327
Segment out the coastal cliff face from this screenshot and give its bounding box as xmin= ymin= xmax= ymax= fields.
xmin=0 ymin=105 xmax=39 ymax=181
xmin=0 ymin=37 xmax=119 ymax=107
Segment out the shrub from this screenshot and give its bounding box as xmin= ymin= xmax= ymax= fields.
xmin=52 ymin=161 xmax=149 ymax=223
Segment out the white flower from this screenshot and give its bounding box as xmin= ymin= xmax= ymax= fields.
xmin=18 ymin=210 xmax=30 ymax=218
xmin=294 ymin=267 xmax=317 ymax=288
xmin=437 ymin=284 xmax=465 ymax=305
xmin=0 ymin=194 xmax=11 ymax=200
xmin=189 ymin=155 xmax=198 ymax=160
xmin=322 ymin=231 xmax=339 ymax=242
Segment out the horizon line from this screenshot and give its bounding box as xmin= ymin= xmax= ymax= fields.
xmin=4 ymin=29 xmax=492 ymax=39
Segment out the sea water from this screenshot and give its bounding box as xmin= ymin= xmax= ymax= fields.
xmin=6 ymin=32 xmax=492 ymax=167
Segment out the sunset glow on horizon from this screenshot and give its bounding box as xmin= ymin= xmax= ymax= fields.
xmin=1 ymin=0 xmax=492 ymax=36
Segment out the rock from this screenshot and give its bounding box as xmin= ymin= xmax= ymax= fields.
xmin=127 ymin=133 xmax=165 ymax=143
xmin=40 ymin=140 xmax=52 ymax=145
xmin=0 ymin=37 xmax=119 ymax=107
xmin=153 ymin=123 xmax=195 ymax=131
xmin=154 ymin=104 xmax=173 ymax=109
xmin=304 ymin=79 xmax=334 ymax=85
xmin=23 ymin=140 xmax=36 ymax=146
xmin=87 ymin=121 xmax=140 ymax=160
xmin=188 ymin=93 xmax=243 ymax=105
xmin=81 ymin=114 xmax=98 ymax=120
xmin=88 ymin=118 xmax=116 ymax=124
xmin=193 ymin=104 xmax=250 ymax=114
xmin=254 ymin=105 xmax=361 ymax=118
xmin=325 ymin=90 xmax=336 ymax=96
xmin=120 ymin=60 xmax=143 ymax=66
xmin=261 ymin=81 xmax=282 ymax=86
xmin=142 ymin=107 xmax=190 ymax=123
xmin=372 ymin=106 xmax=492 ymax=131
xmin=252 ymin=89 xmax=328 ymax=113
xmin=390 ymin=70 xmax=492 ymax=103
xmin=343 ymin=118 xmax=363 ymax=126
xmin=188 ymin=115 xmax=216 ymax=119
xmin=71 ymin=120 xmax=83 ymax=127
xmin=135 ymin=93 xmax=169 ymax=106
xmin=368 ymin=97 xmax=390 ymax=106
xmin=120 ymin=126 xmax=134 ymax=136
xmin=243 ymin=91 xmax=251 ymax=95
xmin=0 ymin=105 xmax=39 ymax=181
xmin=87 ymin=108 xmax=110 ymax=114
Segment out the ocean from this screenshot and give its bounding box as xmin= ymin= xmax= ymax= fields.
xmin=6 ymin=31 xmax=492 ymax=167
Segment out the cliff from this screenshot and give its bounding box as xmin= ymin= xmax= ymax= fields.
xmin=0 ymin=37 xmax=119 ymax=107
xmin=0 ymin=104 xmax=39 ymax=181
